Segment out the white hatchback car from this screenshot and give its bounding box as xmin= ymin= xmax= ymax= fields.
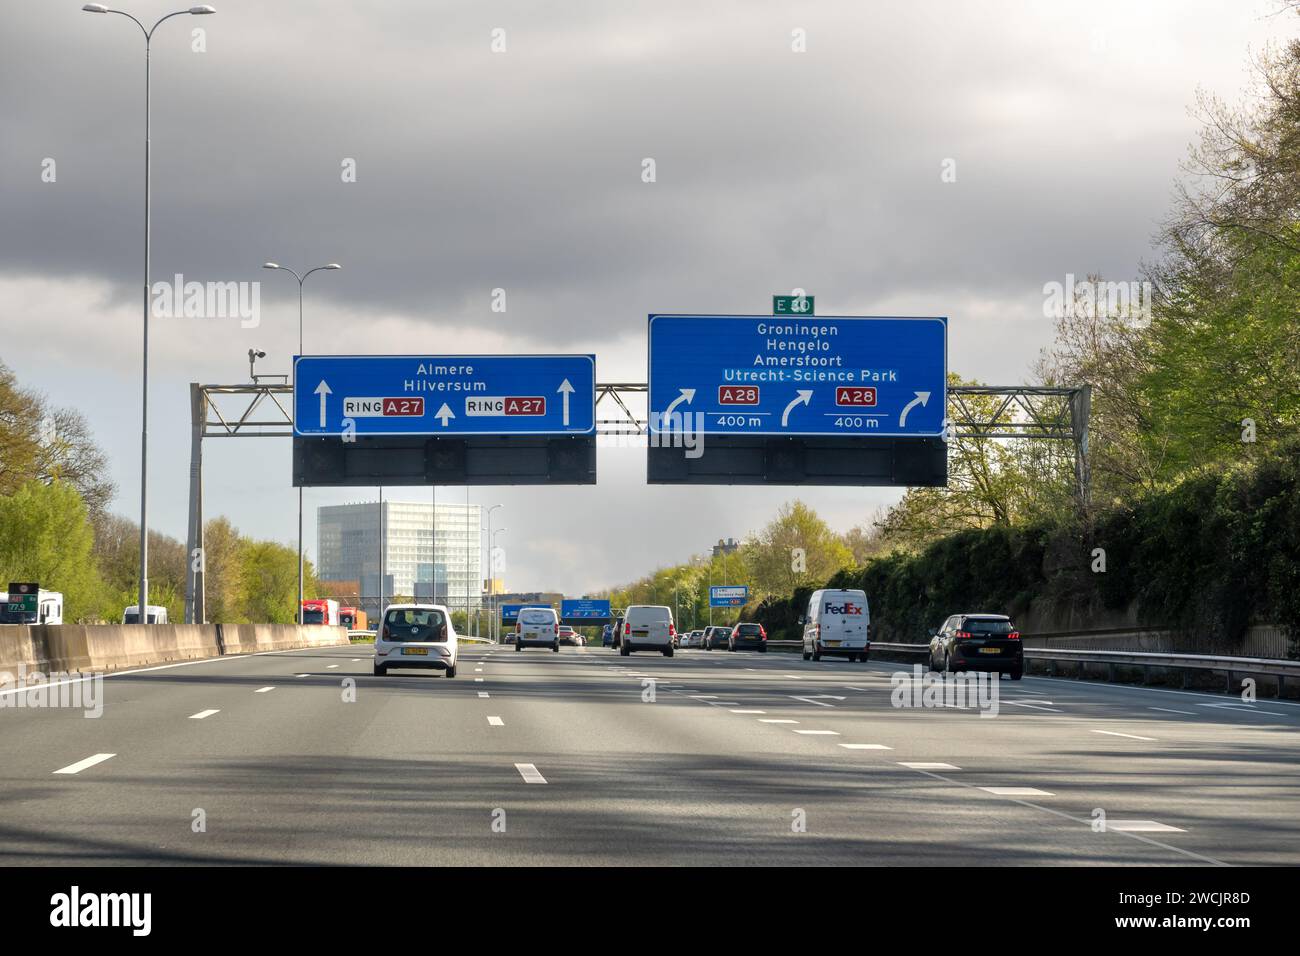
xmin=374 ymin=604 xmax=458 ymax=678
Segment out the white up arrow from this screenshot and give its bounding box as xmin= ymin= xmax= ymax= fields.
xmin=557 ymin=378 xmax=574 ymax=426
xmin=435 ymin=403 xmax=455 ymax=427
xmin=314 ymin=380 xmax=332 ymax=428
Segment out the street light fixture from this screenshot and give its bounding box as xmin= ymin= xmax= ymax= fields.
xmin=263 ymin=262 xmax=342 ymax=623
xmin=84 ymin=3 xmax=216 ymax=624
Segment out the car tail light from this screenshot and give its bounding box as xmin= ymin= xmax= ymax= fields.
xmin=624 ymin=622 xmax=631 ymax=635
xmin=1008 ymin=631 xmax=1020 ymax=640
xmin=760 ymin=627 xmax=767 ymax=640
xmin=381 ymin=625 xmax=389 ymax=640
xmin=955 ymin=630 xmax=972 ymax=639
xmin=669 ymin=624 xmax=676 ymax=637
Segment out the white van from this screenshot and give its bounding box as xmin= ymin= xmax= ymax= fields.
xmin=621 ymin=605 xmax=675 ymax=657
xmin=516 ymin=606 xmax=560 ymax=652
xmin=802 ymin=589 xmax=870 ymax=662
xmin=123 ymin=604 xmax=169 ymax=625
xmin=1 ymin=590 xmax=64 ymax=625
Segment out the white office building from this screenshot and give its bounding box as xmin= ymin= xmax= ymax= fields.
xmin=317 ymin=500 xmax=482 ymax=620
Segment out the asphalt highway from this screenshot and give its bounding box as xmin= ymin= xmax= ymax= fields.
xmin=2 ymin=642 xmax=1297 ymax=865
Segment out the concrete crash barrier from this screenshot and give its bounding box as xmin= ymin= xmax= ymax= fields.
xmin=0 ymin=624 xmax=349 ymax=675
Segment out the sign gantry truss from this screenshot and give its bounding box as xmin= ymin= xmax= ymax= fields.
xmin=184 ymin=381 xmax=1090 ymax=622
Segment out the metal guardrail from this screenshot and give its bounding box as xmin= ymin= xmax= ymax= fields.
xmin=766 ymin=639 xmax=1300 ymax=696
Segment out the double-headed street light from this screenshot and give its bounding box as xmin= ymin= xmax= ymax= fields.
xmin=483 ymin=504 xmax=503 ymax=640
xmin=263 ymin=262 xmax=342 ymax=624
xmin=83 ymin=3 xmax=216 ymax=624
xmin=489 ymin=527 xmax=506 ymax=642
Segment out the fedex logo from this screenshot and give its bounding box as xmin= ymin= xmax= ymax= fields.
xmin=824 ymin=602 xmax=864 ymax=615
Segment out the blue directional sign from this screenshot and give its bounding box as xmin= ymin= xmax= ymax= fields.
xmin=561 ymin=599 xmax=612 ymax=619
xmin=501 ymin=603 xmax=553 ymax=623
xmin=710 ymin=585 xmax=748 ymax=608
xmin=294 ymin=354 xmax=596 ymax=437
xmin=648 ymin=315 xmax=946 ymax=437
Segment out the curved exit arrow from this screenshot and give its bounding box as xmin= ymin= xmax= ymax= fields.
xmin=781 ymin=389 xmax=813 ymax=427
xmin=898 ymin=391 xmax=930 ymax=428
xmin=663 ymin=388 xmax=695 ymax=429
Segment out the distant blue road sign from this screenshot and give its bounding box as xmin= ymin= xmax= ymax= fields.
xmin=294 ymin=354 xmax=596 ymax=437
xmin=648 ymin=315 xmax=946 ymax=437
xmin=710 ymin=585 xmax=748 ymax=608
xmin=561 ymin=599 xmax=611 ymax=619
xmin=501 ymin=603 xmax=553 ymax=623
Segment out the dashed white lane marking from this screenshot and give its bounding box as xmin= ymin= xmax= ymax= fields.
xmin=899 ymin=762 xmax=960 ymax=770
xmin=793 ymin=729 xmax=840 ymax=736
xmin=477 ymin=692 xmax=490 ymax=698
xmin=515 ymin=763 xmax=547 ymax=784
xmin=475 ymin=677 xmax=484 ymax=682
xmin=688 ymin=695 xmax=719 ymax=699
xmin=294 ymin=673 xmax=310 ymax=678
xmin=981 ymin=787 xmax=1055 ymax=797
xmin=189 ymin=709 xmax=220 ymax=720
xmin=1092 ymin=729 xmax=1157 ymax=741
xmin=475 ymin=668 xmax=483 ymax=672
xmin=783 ymin=675 xmax=804 ymax=680
xmin=840 ymin=743 xmax=893 ymax=750
xmin=790 ymin=695 xmax=843 ymax=707
xmin=730 ymin=709 xmax=766 ymax=714
xmin=1150 ymin=707 xmax=1196 ymax=716
xmin=1200 ymin=702 xmax=1288 ymax=717
xmin=1002 ymin=701 xmax=1063 ymax=712
xmin=1106 ymin=820 xmax=1186 ymax=833
xmin=254 ymin=686 xmax=275 ymax=693
xmin=759 ymin=719 xmax=798 ymax=724
xmin=53 ymin=753 xmax=116 ymax=775
xmin=326 ymin=664 xmax=339 ymax=669
xmin=487 ymin=716 xmax=504 ymax=726
xmin=351 ymin=658 xmax=362 ymax=662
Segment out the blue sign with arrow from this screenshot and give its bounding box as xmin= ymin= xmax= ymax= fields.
xmin=293 ymin=354 xmax=596 ymax=437
xmin=647 ymin=315 xmax=946 ymax=437
xmin=560 ymin=599 xmax=612 ymax=619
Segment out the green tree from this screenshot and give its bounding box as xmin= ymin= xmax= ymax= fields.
xmin=744 ymin=500 xmax=853 ymax=599
xmin=239 ymin=540 xmax=301 ymax=624
xmin=0 ymin=480 xmax=105 ymax=622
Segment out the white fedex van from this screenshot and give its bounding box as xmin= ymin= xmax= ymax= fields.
xmin=621 ymin=605 xmax=675 ymax=657
xmin=802 ymin=589 xmax=870 ymax=662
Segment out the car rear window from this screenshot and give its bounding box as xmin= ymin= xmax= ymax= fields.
xmin=626 ymin=607 xmax=671 ymax=625
xmin=737 ymin=624 xmax=762 ymax=635
xmin=385 ymin=608 xmax=447 ymax=641
xmin=965 ymin=618 xmax=1014 ymax=635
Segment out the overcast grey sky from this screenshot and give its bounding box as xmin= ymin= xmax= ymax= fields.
xmin=1 ymin=0 xmax=1292 ymax=596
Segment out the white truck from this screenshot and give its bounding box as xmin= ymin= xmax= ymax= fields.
xmin=0 ymin=589 xmax=64 ymax=625
xmin=123 ymin=604 xmax=169 ymax=625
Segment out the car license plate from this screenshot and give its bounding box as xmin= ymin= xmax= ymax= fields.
xmin=979 ymin=647 xmax=1000 ymax=654
xmin=825 ymin=640 xmax=840 ymax=646
xmin=402 ymin=647 xmax=428 ymax=656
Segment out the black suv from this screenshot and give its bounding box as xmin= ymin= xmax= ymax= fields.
xmin=928 ymin=613 xmax=1023 ymax=680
